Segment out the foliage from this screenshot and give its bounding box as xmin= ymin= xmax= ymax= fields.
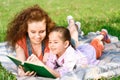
xmin=0 ymin=63 xmax=16 ymax=80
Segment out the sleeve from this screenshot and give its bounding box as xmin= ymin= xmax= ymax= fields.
xmin=45 ymin=53 xmax=56 ymax=69
xmin=55 ymin=53 xmax=77 ymax=76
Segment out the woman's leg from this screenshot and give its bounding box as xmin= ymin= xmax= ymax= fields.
xmin=67 ymin=16 xmax=79 ymax=47
xmin=67 ymin=15 xmax=85 ymax=47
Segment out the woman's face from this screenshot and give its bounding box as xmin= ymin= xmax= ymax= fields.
xmin=27 ymin=20 xmax=46 ymax=45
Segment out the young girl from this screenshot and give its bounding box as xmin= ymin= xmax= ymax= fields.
xmin=28 ymin=26 xmax=88 ymax=78
xmin=28 ymin=26 xmax=111 ymax=78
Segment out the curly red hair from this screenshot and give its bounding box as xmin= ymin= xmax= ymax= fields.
xmin=5 ymin=4 xmax=55 ymax=48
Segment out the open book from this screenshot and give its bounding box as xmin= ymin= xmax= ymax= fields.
xmin=7 ymin=54 xmax=56 ymax=78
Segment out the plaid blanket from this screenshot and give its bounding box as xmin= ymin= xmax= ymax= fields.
xmin=0 ymin=40 xmax=120 ymax=80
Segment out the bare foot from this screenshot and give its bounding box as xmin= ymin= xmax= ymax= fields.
xmin=68 ymin=19 xmax=79 ymax=47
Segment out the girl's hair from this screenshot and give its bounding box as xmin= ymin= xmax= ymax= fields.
xmin=49 ymin=26 xmax=75 ymax=49
xmin=5 ymin=4 xmax=55 ymax=48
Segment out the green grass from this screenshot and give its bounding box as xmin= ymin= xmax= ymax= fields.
xmin=0 ymin=63 xmax=16 ymax=80
xmin=0 ymin=0 xmax=120 ymax=79
xmin=0 ymin=0 xmax=120 ymax=42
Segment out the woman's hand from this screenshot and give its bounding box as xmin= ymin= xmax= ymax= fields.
xmin=18 ymin=65 xmax=25 ymax=76
xmin=18 ymin=65 xmax=36 ymax=77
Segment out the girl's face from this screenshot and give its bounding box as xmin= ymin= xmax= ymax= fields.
xmin=27 ymin=20 xmax=46 ymax=45
xmin=48 ymin=32 xmax=68 ymax=57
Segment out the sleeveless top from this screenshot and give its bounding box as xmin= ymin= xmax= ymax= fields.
xmin=17 ymin=36 xmax=50 ymax=61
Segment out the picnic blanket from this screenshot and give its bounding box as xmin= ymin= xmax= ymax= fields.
xmin=0 ymin=31 xmax=120 ymax=80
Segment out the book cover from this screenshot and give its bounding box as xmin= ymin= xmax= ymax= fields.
xmin=7 ymin=54 xmax=22 ymax=66
xmin=7 ymin=54 xmax=31 ymax=71
xmin=24 ymin=62 xmax=56 ymax=78
xmin=7 ymin=55 xmax=56 ymax=78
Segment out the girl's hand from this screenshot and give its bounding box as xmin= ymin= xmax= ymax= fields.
xmin=43 ymin=53 xmax=49 ymax=63
xmin=27 ymin=54 xmax=40 ymax=63
xmin=27 ymin=54 xmax=44 ymax=66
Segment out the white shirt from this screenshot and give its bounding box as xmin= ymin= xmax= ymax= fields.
xmin=46 ymin=45 xmax=88 ymax=76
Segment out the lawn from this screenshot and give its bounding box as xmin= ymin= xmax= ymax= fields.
xmin=0 ymin=0 xmax=120 ymax=79
xmin=0 ymin=63 xmax=16 ymax=80
xmin=0 ymin=0 xmax=120 ymax=42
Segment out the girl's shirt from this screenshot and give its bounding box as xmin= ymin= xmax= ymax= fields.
xmin=17 ymin=36 xmax=49 ymax=61
xmin=46 ymin=45 xmax=88 ymax=76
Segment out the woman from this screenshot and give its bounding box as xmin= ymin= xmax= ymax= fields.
xmin=5 ymin=4 xmax=55 ymax=76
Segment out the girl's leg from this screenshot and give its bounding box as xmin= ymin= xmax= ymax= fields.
xmin=90 ymin=35 xmax=104 ymax=59
xmin=90 ymin=29 xmax=111 ymax=59
xmin=100 ymin=29 xmax=111 ymax=43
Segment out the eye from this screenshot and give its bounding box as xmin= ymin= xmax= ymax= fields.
xmin=49 ymin=41 xmax=52 ymax=44
xmin=31 ymin=31 xmax=36 ymax=33
xmin=39 ymin=30 xmax=45 ymax=33
xmin=54 ymin=42 xmax=58 ymax=44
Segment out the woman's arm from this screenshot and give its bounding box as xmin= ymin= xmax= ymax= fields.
xmin=15 ymin=44 xmax=35 ymax=76
xmin=15 ymin=44 xmax=26 ymax=62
